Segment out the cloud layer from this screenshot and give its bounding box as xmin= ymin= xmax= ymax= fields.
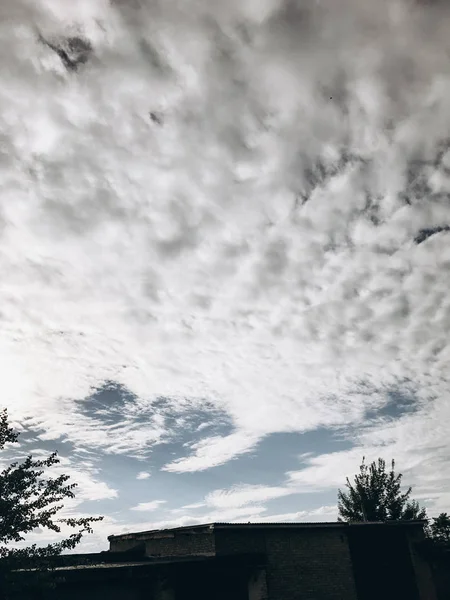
xmin=1 ymin=0 xmax=450 ymax=549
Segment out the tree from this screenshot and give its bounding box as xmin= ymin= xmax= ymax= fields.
xmin=428 ymin=512 xmax=450 ymax=543
xmin=337 ymin=457 xmax=427 ymax=522
xmin=0 ymin=408 xmax=103 ymax=597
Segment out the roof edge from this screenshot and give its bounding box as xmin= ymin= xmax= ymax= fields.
xmin=108 ymin=520 xmax=427 ymax=541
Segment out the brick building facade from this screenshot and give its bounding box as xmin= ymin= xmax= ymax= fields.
xmin=12 ymin=521 xmax=437 ymax=600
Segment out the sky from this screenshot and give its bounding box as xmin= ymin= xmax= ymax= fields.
xmin=1 ymin=0 xmax=450 ymax=554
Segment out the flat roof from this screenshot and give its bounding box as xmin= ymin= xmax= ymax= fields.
xmin=15 ymin=553 xmax=265 ymax=573
xmin=15 ymin=561 xmax=152 ymax=573
xmin=108 ymin=520 xmax=426 ymax=541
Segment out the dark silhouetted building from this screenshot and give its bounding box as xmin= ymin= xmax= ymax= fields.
xmin=11 ymin=521 xmax=437 ymax=600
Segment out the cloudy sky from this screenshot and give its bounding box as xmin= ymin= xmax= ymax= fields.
xmin=1 ymin=0 xmax=450 ymax=553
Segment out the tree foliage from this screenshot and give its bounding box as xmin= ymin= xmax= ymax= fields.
xmin=0 ymin=409 xmax=103 ymax=597
xmin=337 ymin=457 xmax=427 ymax=522
xmin=428 ymin=512 xmax=450 ymax=543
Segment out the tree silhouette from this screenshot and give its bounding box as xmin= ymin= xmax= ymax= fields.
xmin=0 ymin=409 xmax=103 ymax=597
xmin=337 ymin=457 xmax=427 ymax=522
xmin=428 ymin=512 xmax=450 ymax=543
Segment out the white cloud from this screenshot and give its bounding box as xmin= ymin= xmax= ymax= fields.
xmin=136 ymin=471 xmax=151 ymax=480
xmin=179 ymin=502 xmax=206 ymax=510
xmin=75 ymin=504 xmax=340 ymax=552
xmin=0 ymin=0 xmax=448 ymax=533
xmin=284 ymin=405 xmax=450 ymax=515
xmin=163 ymin=432 xmax=260 ymax=472
xmin=251 ymin=505 xmax=339 ymax=523
xmin=139 ymin=505 xmax=269 ymax=531
xmin=100 ymin=505 xmax=271 ymax=544
xmin=130 ymin=500 xmax=167 ymax=512
xmin=205 ymin=484 xmax=292 ymax=509
xmin=0 ymin=445 xmax=118 ymax=504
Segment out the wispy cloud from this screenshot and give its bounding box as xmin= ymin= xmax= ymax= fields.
xmin=251 ymin=505 xmax=339 ymax=523
xmin=0 ymin=440 xmax=118 ymax=504
xmin=110 ymin=504 xmax=341 ymax=541
xmin=179 ymin=502 xmax=207 ymax=510
xmin=163 ymin=432 xmax=260 ymax=472
xmin=130 ymin=500 xmax=167 ymax=512
xmin=205 ymin=485 xmax=292 ymax=509
xmin=136 ymin=471 xmax=151 ymax=480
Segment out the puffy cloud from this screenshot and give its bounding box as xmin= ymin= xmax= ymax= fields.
xmin=136 ymin=471 xmax=151 ymax=480
xmin=0 ymin=0 xmax=449 ymax=538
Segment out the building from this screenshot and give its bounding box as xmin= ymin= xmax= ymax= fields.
xmin=12 ymin=521 xmax=437 ymax=600
xmin=416 ymin=538 xmax=450 ymax=600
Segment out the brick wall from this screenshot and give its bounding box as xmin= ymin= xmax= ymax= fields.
xmin=144 ymin=531 xmax=215 ymax=557
xmin=248 ymin=567 xmax=269 ymax=600
xmin=265 ymin=528 xmax=358 ymax=600
xmin=110 ymin=530 xmax=215 ymax=558
xmin=215 ymin=527 xmax=358 ymax=600
xmin=429 ymin=555 xmax=450 ymax=600
xmin=215 ymin=528 xmax=266 ymax=556
xmin=414 ymin=539 xmax=448 ymax=600
xmin=107 ymin=524 xmax=430 ymax=600
xmin=109 ymin=537 xmax=145 ymax=553
xmin=406 ymin=527 xmax=438 ymax=600
xmin=348 ymin=525 xmax=424 ymax=600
